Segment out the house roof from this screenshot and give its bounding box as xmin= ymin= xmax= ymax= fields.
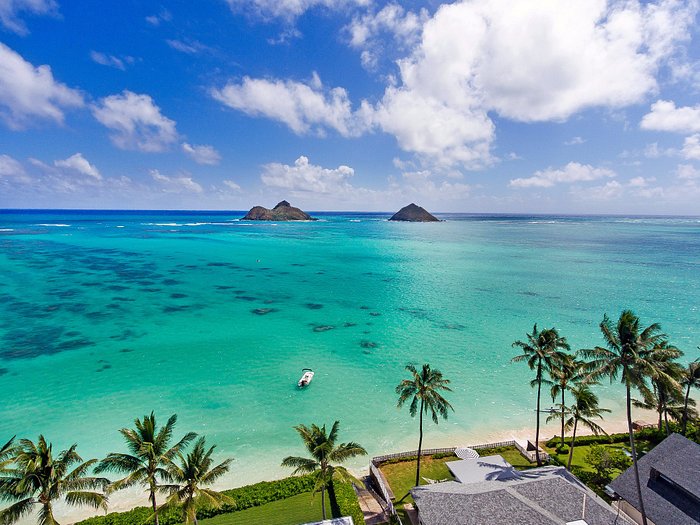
xmin=411 ymin=466 xmax=631 ymax=525
xmin=609 ymin=433 xmax=700 ymax=525
xmin=446 ymin=455 xmax=520 ymax=484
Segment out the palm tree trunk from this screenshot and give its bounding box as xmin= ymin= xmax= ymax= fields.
xmin=626 ymin=381 xmax=648 ymax=525
xmin=535 ymin=362 xmax=542 ymax=466
xmin=561 ymin=389 xmax=566 ymax=447
xmin=682 ymin=382 xmax=692 ymax=435
xmin=415 ymin=399 xmax=424 ymax=488
xmin=150 ymin=485 xmax=159 ymax=525
xmin=663 ymin=409 xmax=669 ymax=436
xmin=194 ymin=515 xmax=198 ymax=525
xmin=567 ymin=417 xmax=578 ymax=471
xmin=321 ymin=485 xmax=326 ymax=520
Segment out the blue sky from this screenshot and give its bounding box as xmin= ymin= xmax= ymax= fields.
xmin=1 ymin=0 xmax=700 ymax=213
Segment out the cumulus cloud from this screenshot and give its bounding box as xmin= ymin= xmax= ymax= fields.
xmin=677 ymin=163 xmax=700 ymax=179
xmin=54 ymin=153 xmax=101 ymax=180
xmin=0 ymin=43 xmax=84 ymax=129
xmin=261 ymin=155 xmax=355 ymax=194
xmin=0 ymin=153 xmax=30 ymax=182
xmin=224 ymin=0 xmax=369 ymax=20
xmin=0 ymin=0 xmax=56 ymax=34
xmin=211 ymin=74 xmax=364 ymax=136
xmin=182 ymin=143 xmax=221 ymax=165
xmin=92 ymin=91 xmax=178 ymax=152
xmin=510 ymin=162 xmax=616 ymax=188
xmin=565 ymin=137 xmax=586 ymax=146
xmin=682 ymin=135 xmax=700 ymax=160
xmin=90 ymin=51 xmax=134 ymax=71
xmin=149 ymin=169 xmax=203 ymax=193
xmin=346 ymin=3 xmax=427 ymax=69
xmin=582 ymin=176 xmax=663 ymax=200
xmin=372 ymin=0 xmax=696 ymax=166
xmin=640 ymin=100 xmax=700 ymax=133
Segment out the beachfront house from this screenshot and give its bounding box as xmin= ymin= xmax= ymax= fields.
xmin=410 ymin=457 xmax=633 ymax=525
xmin=608 ymin=433 xmax=700 ymax=525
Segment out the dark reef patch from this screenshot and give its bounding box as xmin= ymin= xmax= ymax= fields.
xmin=311 ymin=324 xmax=335 ymax=332
xmin=170 ymin=293 xmax=188 ymax=299
xmin=252 ymin=308 xmax=278 ymax=315
xmin=360 ymin=340 xmax=379 ymax=349
xmin=343 ymin=322 xmax=357 ymax=328
xmin=304 ymin=303 xmax=324 ymax=310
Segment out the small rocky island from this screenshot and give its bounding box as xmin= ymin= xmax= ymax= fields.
xmin=242 ymin=200 xmax=316 ymax=221
xmin=389 ymin=203 xmax=439 ymax=222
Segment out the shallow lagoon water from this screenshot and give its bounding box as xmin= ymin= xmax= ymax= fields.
xmin=1 ymin=210 xmax=699 ymax=498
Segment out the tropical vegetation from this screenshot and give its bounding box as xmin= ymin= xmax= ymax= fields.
xmin=395 ymin=363 xmax=453 ymax=487
xmin=281 ymin=421 xmax=366 ymax=520
xmin=95 ymin=412 xmax=196 ymax=525
xmin=0 ymin=436 xmax=109 ymax=525
xmin=512 ymin=325 xmax=570 ymax=465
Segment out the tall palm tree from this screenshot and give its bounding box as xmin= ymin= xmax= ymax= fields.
xmin=396 ymin=364 xmax=453 ymax=488
xmin=281 ymin=421 xmax=366 ymax=520
xmin=0 ymin=436 xmax=108 ymax=525
xmin=564 ymin=385 xmax=610 ymax=471
xmin=95 ymin=412 xmax=196 ymax=525
xmin=0 ymin=437 xmax=15 ymax=472
xmin=580 ymin=310 xmax=678 ymax=525
xmin=162 ymin=437 xmax=233 ymax=525
xmin=549 ymin=354 xmax=585 ymax=449
xmin=512 ymin=325 xmax=570 ymax=466
xmin=681 ymin=357 xmax=700 ymax=435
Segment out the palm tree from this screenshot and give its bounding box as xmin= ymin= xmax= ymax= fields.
xmin=0 ymin=436 xmax=108 ymax=525
xmin=396 ymin=363 xmax=453 ymax=488
xmin=281 ymin=421 xmax=366 ymax=520
xmin=162 ymin=437 xmax=233 ymax=525
xmin=564 ymin=385 xmax=610 ymax=471
xmin=95 ymin=412 xmax=196 ymax=525
xmin=580 ymin=310 xmax=678 ymax=525
xmin=549 ymin=354 xmax=585 ymax=449
xmin=0 ymin=437 xmax=15 ymax=472
xmin=512 ymin=325 xmax=570 ymax=466
xmin=681 ymin=357 xmax=700 ymax=435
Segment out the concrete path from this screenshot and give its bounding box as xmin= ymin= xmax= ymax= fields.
xmin=353 ymin=483 xmax=390 ymax=525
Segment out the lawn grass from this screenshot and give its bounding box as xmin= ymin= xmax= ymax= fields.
xmin=544 ymin=440 xmax=653 ymax=472
xmin=194 ymin=492 xmax=330 ymax=525
xmin=380 ymin=455 xmax=457 ymax=505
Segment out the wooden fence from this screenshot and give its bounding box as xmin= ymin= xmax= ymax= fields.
xmin=370 ymin=440 xmax=517 ymax=466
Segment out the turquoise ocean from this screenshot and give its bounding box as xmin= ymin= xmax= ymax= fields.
xmin=1 ymin=210 xmax=699 ymax=501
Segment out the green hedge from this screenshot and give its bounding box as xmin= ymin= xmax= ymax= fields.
xmin=545 ymin=427 xmax=672 ymax=449
xmin=76 ymin=474 xmax=316 ymax=525
xmin=333 ymin=481 xmax=365 ymax=525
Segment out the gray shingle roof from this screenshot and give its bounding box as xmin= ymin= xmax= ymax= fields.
xmin=411 ymin=466 xmax=630 ymax=525
xmin=609 ymin=433 xmax=700 ymax=525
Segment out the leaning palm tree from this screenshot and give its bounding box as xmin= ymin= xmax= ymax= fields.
xmin=512 ymin=325 xmax=570 ymax=466
xmin=95 ymin=413 xmax=196 ymax=525
xmin=396 ymin=363 xmax=453 ymax=488
xmin=580 ymin=310 xmax=678 ymax=525
xmin=564 ymin=385 xmax=610 ymax=471
xmin=681 ymin=357 xmax=700 ymax=435
xmin=0 ymin=436 xmax=108 ymax=525
xmin=161 ymin=437 xmax=233 ymax=525
xmin=281 ymin=421 xmax=366 ymax=520
xmin=549 ymin=354 xmax=585 ymax=449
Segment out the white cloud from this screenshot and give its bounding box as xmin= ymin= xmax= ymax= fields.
xmin=261 ymin=155 xmax=355 ymax=194
xmin=565 ymin=137 xmax=586 ymax=146
xmin=510 ymin=162 xmax=616 ymax=188
xmin=682 ymin=135 xmax=700 ymax=160
xmin=224 ymin=0 xmax=369 ymax=20
xmin=0 ymin=42 xmax=84 ymax=129
xmin=182 ymin=143 xmax=221 ymax=165
xmin=211 ymin=74 xmax=364 ymax=136
xmin=149 ymin=169 xmax=203 ymax=193
xmin=0 ymin=0 xmax=56 ymax=34
xmin=677 ymin=163 xmax=700 ymax=179
xmin=92 ymin=91 xmax=178 ymax=152
xmin=145 ymin=8 xmax=171 ymax=26
xmin=578 ymin=176 xmax=663 ymax=200
xmin=372 ymin=0 xmax=696 ymax=166
xmin=640 ymin=100 xmax=700 ymax=133
xmin=0 ymin=153 xmax=30 ymax=182
xmin=90 ymin=51 xmax=133 ymax=71
xmin=54 ymin=153 xmax=101 ymax=180
xmin=166 ymin=39 xmax=211 ymax=55
xmin=222 ymin=180 xmax=241 ymax=191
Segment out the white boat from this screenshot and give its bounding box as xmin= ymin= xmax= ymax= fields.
xmin=298 ymin=368 xmax=314 ymax=387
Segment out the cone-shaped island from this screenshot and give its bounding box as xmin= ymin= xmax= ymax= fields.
xmin=389 ymin=203 xmax=439 ymax=222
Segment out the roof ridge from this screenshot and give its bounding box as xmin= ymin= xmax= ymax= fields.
xmin=503 ymin=486 xmax=562 ymax=524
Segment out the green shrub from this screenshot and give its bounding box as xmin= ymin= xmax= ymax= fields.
xmin=76 ymin=475 xmax=317 ymax=525
xmin=431 ymin=452 xmax=457 ymax=460
xmin=556 ymin=444 xmax=569 ymax=454
xmin=333 ymin=481 xmax=365 ymax=525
